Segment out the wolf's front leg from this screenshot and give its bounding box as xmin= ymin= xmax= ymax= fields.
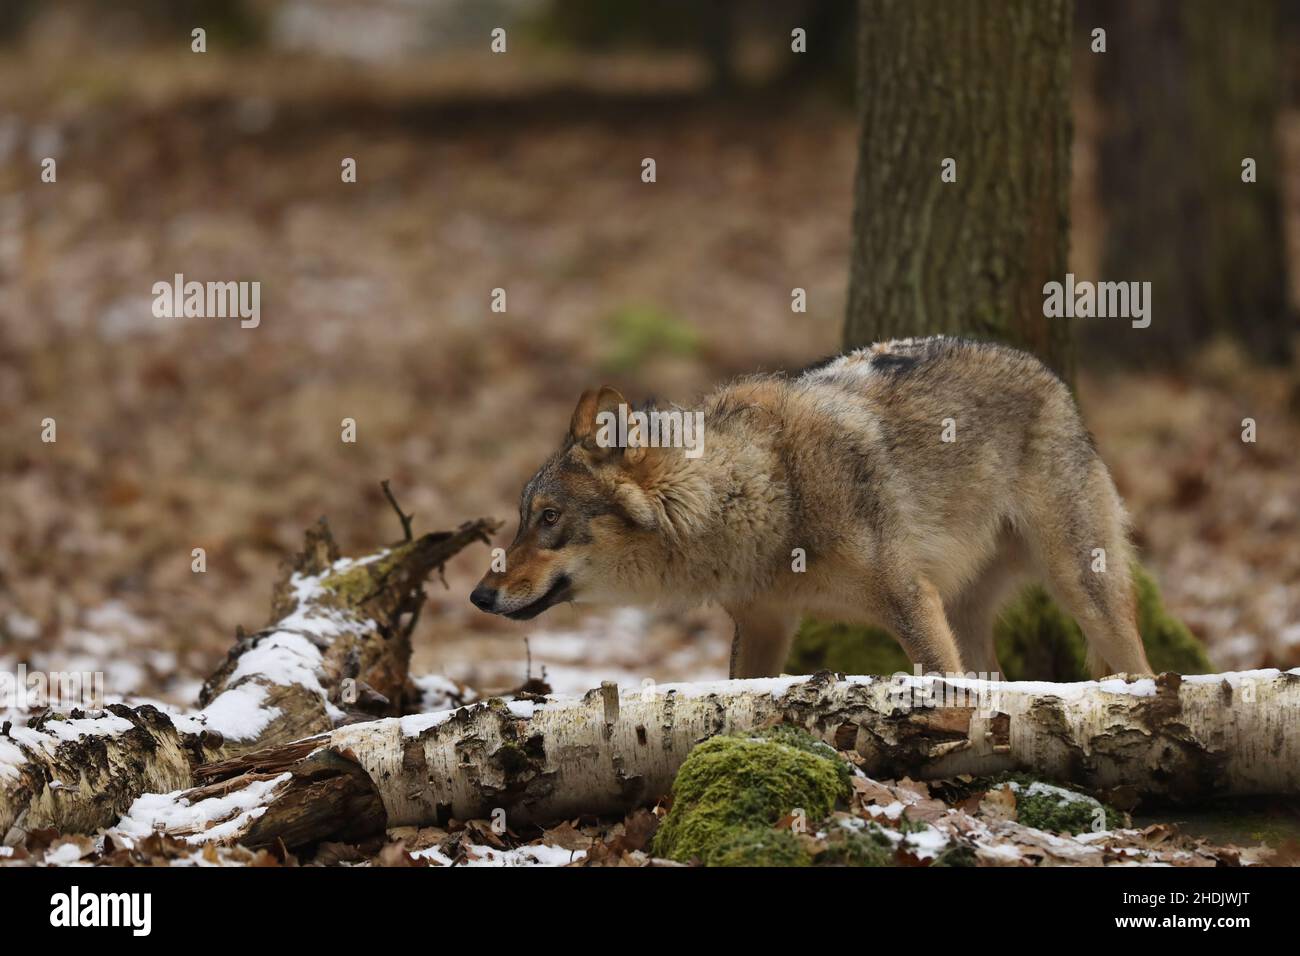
xmin=883 ymin=576 xmax=966 ymax=675
xmin=726 ymin=605 xmax=799 ymax=679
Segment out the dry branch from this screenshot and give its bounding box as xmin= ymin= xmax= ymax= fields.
xmin=161 ymin=668 xmax=1300 ymax=849
xmin=0 ymin=516 xmax=496 ymax=843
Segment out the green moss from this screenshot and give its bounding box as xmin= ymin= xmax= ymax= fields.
xmin=993 ymin=585 xmax=1089 ymax=681
xmin=710 ymin=827 xmax=813 ymax=867
xmin=1012 ymin=781 xmax=1122 ymax=835
xmin=816 ymin=823 xmax=895 ymax=867
xmin=934 ymin=771 xmax=1123 ymax=834
xmin=785 ymin=618 xmax=910 ymax=677
xmin=1130 ymin=565 xmax=1213 ymax=674
xmin=749 ymin=724 xmax=853 ymax=790
xmin=931 ymin=844 xmax=979 ymax=867
xmin=651 ymin=727 xmax=851 ymax=866
xmin=786 ymin=564 xmax=1210 ymax=680
xmin=600 ymin=305 xmax=702 ymax=372
xmin=319 ymin=544 xmax=415 ymax=605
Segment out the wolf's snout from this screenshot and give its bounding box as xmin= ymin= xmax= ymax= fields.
xmin=469 ymin=584 xmax=497 ymax=612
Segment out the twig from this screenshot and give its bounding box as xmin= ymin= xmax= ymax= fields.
xmin=380 ymin=479 xmax=415 ymax=542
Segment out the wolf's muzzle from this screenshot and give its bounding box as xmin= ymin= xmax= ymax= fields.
xmin=501 ymin=574 xmax=573 ymax=620
xmin=469 ymin=584 xmax=497 ymax=612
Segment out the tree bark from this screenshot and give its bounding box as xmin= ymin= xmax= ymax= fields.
xmin=157 ymin=669 xmax=1300 ymax=848
xmin=1089 ymin=0 xmax=1292 ymax=363
xmin=0 ymin=517 xmax=495 ymax=843
xmin=844 ymin=0 xmax=1075 ymax=383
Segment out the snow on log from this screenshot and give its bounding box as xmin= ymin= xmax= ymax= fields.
xmin=0 ymin=517 xmax=496 ymax=843
xmin=161 ymin=668 xmax=1300 ymax=848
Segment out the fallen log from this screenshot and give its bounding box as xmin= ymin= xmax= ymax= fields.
xmin=0 ymin=515 xmax=496 ymax=842
xmin=144 ymin=668 xmax=1300 ymax=848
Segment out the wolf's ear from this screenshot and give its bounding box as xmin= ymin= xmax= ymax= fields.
xmin=569 ymin=386 xmax=626 ymax=447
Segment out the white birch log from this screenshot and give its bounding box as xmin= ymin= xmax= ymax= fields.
xmin=155 ymin=668 xmax=1300 ymax=848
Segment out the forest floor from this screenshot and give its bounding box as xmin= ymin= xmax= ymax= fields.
xmin=1 ymin=48 xmax=1298 ymax=865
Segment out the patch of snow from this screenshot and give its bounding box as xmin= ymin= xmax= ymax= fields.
xmin=330 ymin=551 xmax=389 ymax=573
xmin=179 ymin=682 xmax=280 ymax=742
xmin=4 ymin=611 xmax=40 ymax=641
xmin=44 ymin=842 xmax=87 ymax=865
xmin=648 ymin=676 xmax=808 ymax=699
xmin=112 ymin=772 xmax=291 ymax=845
xmin=228 ymin=631 xmax=325 ymax=693
xmin=0 ymin=738 xmax=25 ymax=782
xmin=410 ymin=842 xmax=585 ymax=867
xmin=83 ymin=601 xmax=155 ymax=640
xmin=1011 ymin=780 xmax=1101 ymax=807
xmin=412 ymin=673 xmax=473 ymax=711
xmin=506 ymin=699 xmax=537 ymax=718
xmin=1184 ymin=668 xmax=1290 ymax=686
xmin=400 ymin=710 xmax=458 ymax=735
xmin=7 ymin=712 xmax=135 ymax=748
xmin=280 ymin=570 xmax=377 ymax=641
xmin=865 ymin=801 xmax=906 ymax=822
xmin=975 ymin=841 xmax=1024 ymax=861
xmin=899 ymin=825 xmax=951 ymax=860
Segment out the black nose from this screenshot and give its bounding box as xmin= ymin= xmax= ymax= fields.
xmin=469 ymin=585 xmax=497 ymax=612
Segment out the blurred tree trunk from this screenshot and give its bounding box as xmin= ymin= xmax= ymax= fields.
xmin=700 ymin=0 xmax=738 ymax=92
xmin=0 ymin=0 xmax=33 ymax=42
xmin=844 ymin=0 xmax=1075 ymax=385
xmin=1090 ymin=0 xmax=1292 ymax=363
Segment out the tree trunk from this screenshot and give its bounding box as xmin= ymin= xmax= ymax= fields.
xmin=152 ymin=669 xmax=1300 ymax=848
xmin=0 ymin=517 xmax=495 ymax=842
xmin=1090 ymin=0 xmax=1292 ymax=364
xmin=844 ymin=0 xmax=1075 ymax=383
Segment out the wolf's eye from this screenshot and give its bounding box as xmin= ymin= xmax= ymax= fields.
xmin=541 ymin=508 xmax=561 ymax=526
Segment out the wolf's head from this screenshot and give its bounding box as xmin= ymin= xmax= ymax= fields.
xmin=470 ymin=386 xmax=672 ymax=620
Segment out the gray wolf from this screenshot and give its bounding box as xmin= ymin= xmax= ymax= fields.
xmin=470 ymin=336 xmax=1152 ymax=680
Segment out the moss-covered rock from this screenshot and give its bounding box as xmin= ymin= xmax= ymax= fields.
xmin=1010 ymin=781 xmax=1123 ymax=834
xmin=941 ymin=771 xmax=1125 ymax=835
xmin=816 ymin=822 xmax=895 ymax=867
xmin=651 ymin=726 xmax=851 ymax=866
xmin=931 ymin=843 xmax=979 ymax=866
xmin=749 ymin=724 xmax=854 ymax=791
xmin=786 ymin=564 xmax=1211 ymax=680
xmin=709 ymin=827 xmax=813 ymax=867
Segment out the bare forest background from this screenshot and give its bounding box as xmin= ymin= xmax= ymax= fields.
xmin=1 ymin=0 xmax=1298 ymax=714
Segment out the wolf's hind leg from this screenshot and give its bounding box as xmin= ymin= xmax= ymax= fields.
xmin=726 ymin=606 xmax=800 ymax=679
xmin=1023 ymin=462 xmax=1152 ymax=676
